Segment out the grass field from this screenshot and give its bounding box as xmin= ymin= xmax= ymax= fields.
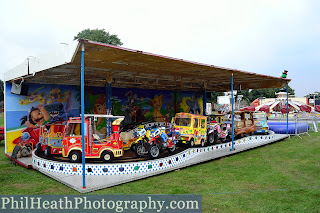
xmin=0 ymin=113 xmax=3 ymax=126
xmin=0 ymin=121 xmax=319 ymax=212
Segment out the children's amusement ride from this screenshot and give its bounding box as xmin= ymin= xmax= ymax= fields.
xmin=4 ymin=39 xmax=291 ymax=192
xmin=207 ymin=114 xmax=231 ymax=144
xmin=134 ymin=125 xmax=176 ymax=159
xmin=36 ymin=114 xmax=125 ymax=163
xmin=62 ymin=115 xmax=124 ymax=163
xmin=29 ymin=112 xmax=268 ymax=163
xmin=29 ymin=111 xmax=289 ymax=192
xmin=36 ymin=123 xmax=65 ymax=157
xmin=253 ymin=112 xmax=269 ymax=134
xmin=11 ymin=111 xmax=272 ymax=165
xmin=232 ymin=111 xmax=257 ymax=137
xmin=173 ymin=113 xmax=207 ymax=147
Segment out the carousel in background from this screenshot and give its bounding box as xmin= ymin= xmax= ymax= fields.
xmin=239 ymin=89 xmax=319 ymax=134
xmin=243 ymin=91 xmax=320 ymax=116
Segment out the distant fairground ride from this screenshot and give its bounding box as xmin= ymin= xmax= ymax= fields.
xmin=243 ymin=92 xmax=320 ymax=114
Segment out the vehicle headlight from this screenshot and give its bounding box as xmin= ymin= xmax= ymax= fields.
xmin=21 ymin=132 xmax=31 ymax=141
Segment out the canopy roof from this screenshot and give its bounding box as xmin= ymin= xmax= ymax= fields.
xmin=5 ymin=39 xmax=290 ymax=92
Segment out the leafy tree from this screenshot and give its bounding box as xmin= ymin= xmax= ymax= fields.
xmin=305 ymin=92 xmax=320 ymax=98
xmin=241 ymin=86 xmax=295 ymax=104
xmin=209 ymin=86 xmax=295 ymax=105
xmin=237 ymin=90 xmax=252 ymax=104
xmin=207 ymin=91 xmax=224 ymax=103
xmin=74 ymin=28 xmax=123 ymax=46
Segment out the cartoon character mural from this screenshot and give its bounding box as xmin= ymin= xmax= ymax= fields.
xmin=111 ymin=88 xmax=201 ymax=124
xmin=5 ymin=83 xmax=79 ymax=153
xmin=150 ymin=95 xmax=164 ymax=121
xmin=186 ymin=95 xmax=201 ymax=114
xmin=124 ymin=91 xmax=146 ymax=123
xmin=93 ymin=94 xmax=107 ymax=134
xmin=45 ymin=102 xmax=70 ymax=122
xmin=84 ymin=87 xmax=108 ymax=134
xmin=46 ymin=88 xmax=71 ymax=104
xmin=176 ymin=91 xmax=203 ymax=115
xmin=20 ymin=106 xmax=50 ymax=128
xmin=112 ymin=88 xmax=175 ymax=125
xmin=19 ymin=86 xmax=72 ymax=124
xmin=83 ymin=87 xmax=202 ymax=127
xmin=19 ymin=86 xmax=46 ymax=105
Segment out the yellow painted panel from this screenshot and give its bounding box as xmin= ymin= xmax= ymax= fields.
xmin=6 ymin=130 xmax=23 ymax=152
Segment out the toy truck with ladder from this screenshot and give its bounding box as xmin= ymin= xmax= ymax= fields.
xmin=61 ymin=114 xmax=125 ymax=163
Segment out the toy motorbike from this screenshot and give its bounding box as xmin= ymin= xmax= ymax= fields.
xmin=135 ymin=126 xmax=176 ymax=159
xmin=207 ymin=122 xmax=230 ymax=144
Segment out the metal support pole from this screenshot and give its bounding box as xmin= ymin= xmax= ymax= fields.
xmin=174 ymin=90 xmax=177 ymax=114
xmin=286 ymin=83 xmax=289 ymax=135
xmin=106 ymin=83 xmax=112 ymax=136
xmin=4 ymin=82 xmax=7 ymax=154
xmin=80 ymin=42 xmax=86 ymax=188
xmin=203 ymin=89 xmax=207 ymax=116
xmin=230 ymin=73 xmax=235 ymax=151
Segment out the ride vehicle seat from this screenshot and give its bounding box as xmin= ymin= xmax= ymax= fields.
xmin=93 ymin=134 xmax=100 ymax=144
xmin=119 ymin=132 xmax=133 ymax=145
xmin=246 ymin=119 xmax=253 ymax=126
xmin=235 ymin=121 xmax=244 ymax=128
xmin=221 ymin=123 xmax=227 ymax=130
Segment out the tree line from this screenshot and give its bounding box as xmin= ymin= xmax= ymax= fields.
xmin=208 ymin=86 xmax=295 ymax=105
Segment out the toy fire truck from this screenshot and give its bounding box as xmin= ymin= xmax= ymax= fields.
xmin=61 ymin=114 xmax=125 ymax=163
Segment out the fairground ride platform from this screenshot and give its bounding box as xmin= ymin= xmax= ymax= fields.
xmin=32 ymin=133 xmax=288 ymax=193
xmin=5 ymin=153 xmax=33 ymax=169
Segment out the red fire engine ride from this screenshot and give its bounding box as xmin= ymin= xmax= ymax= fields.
xmin=61 ymin=114 xmax=125 ymax=163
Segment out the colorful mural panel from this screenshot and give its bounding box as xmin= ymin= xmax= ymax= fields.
xmin=83 ymin=86 xmax=107 ymax=134
xmin=5 ymin=82 xmax=203 ymax=153
xmin=176 ymin=91 xmax=203 ymax=115
xmin=84 ymin=87 xmax=177 ymax=125
xmin=5 ymin=83 xmax=80 ymax=152
xmin=113 ymin=88 xmax=176 ymax=124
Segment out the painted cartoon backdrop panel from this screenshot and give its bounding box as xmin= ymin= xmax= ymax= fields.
xmin=83 ymin=86 xmax=107 ymax=134
xmin=84 ymin=87 xmax=176 ymax=125
xmin=176 ymin=91 xmax=204 ymax=115
xmin=5 ymin=83 xmax=80 ymax=152
xmin=5 ymin=82 xmax=204 ymax=153
xmin=84 ymin=86 xmax=203 ymax=125
xmin=112 ymin=87 xmax=175 ymax=124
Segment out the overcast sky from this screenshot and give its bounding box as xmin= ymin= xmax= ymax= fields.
xmin=1 ymin=0 xmax=319 ymax=97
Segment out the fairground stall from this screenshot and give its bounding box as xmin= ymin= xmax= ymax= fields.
xmin=4 ymin=39 xmax=290 ymax=192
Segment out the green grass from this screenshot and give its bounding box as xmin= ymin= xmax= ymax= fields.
xmin=0 ymin=130 xmax=320 ymax=212
xmin=0 ymin=113 xmax=3 ymax=126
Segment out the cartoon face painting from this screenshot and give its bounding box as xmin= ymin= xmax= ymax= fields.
xmin=20 ymin=106 xmax=50 ymax=128
xmin=30 ymin=108 xmax=44 ymax=124
xmin=46 ymin=88 xmax=71 ymax=104
xmin=150 ymin=95 xmax=164 ymax=121
xmin=50 ymin=88 xmax=62 ymax=102
xmin=93 ymin=95 xmax=106 ymax=115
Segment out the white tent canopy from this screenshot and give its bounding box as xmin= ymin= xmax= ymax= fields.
xmin=5 ymin=41 xmax=79 ymax=81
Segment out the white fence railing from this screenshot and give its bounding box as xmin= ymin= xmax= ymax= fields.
xmin=267 ymin=113 xmax=318 ymax=137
